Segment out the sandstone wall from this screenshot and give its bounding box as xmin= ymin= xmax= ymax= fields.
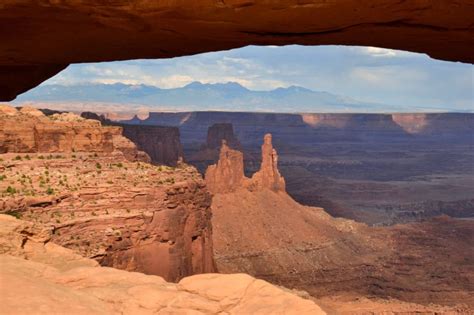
xmin=0 ymin=152 xmax=215 ymax=282
xmin=0 ymin=105 xmax=149 ymax=162
xmin=0 ymin=214 xmax=325 ymax=315
xmin=121 ymin=124 xmax=183 ymax=167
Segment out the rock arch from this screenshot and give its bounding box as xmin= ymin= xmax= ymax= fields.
xmin=1 ymin=1 xmax=473 ymax=100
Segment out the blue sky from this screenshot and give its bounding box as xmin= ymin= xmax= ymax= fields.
xmin=42 ymin=45 xmax=473 ymax=111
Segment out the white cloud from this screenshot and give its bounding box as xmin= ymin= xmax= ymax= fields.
xmin=40 ymin=45 xmax=472 ymax=111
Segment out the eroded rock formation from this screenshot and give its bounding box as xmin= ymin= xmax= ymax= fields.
xmin=0 ymin=105 xmax=215 ymax=281
xmin=81 ymin=111 xmax=184 ymax=166
xmin=207 ymin=123 xmax=241 ymax=150
xmin=187 ymin=122 xmax=252 ymax=175
xmin=0 ymin=1 xmax=473 ymax=100
xmin=0 ymin=105 xmax=149 ymax=163
xmin=0 ymin=214 xmax=326 ymax=315
xmin=250 ymin=134 xmax=286 ymax=192
xmin=205 ymin=141 xmax=249 ymax=194
xmin=206 ymin=134 xmax=474 ymax=309
xmin=205 ymin=133 xmax=284 ymax=194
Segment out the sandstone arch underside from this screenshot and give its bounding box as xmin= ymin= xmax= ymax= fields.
xmin=1 ymin=1 xmax=473 ymax=101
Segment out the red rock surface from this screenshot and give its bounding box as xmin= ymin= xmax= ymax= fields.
xmin=0 ymin=105 xmax=150 ymax=163
xmin=0 ymin=214 xmax=326 ymax=315
xmin=205 ymin=133 xmax=284 ymax=193
xmin=0 ymin=151 xmax=215 ymax=282
xmin=250 ymin=134 xmax=285 ymax=192
xmin=205 ymin=140 xmax=249 ymax=194
xmin=0 ymin=1 xmax=473 ymax=100
xmin=206 ymin=135 xmax=474 ymax=310
xmin=81 ymin=111 xmax=184 ymax=166
xmin=0 ymin=105 xmax=215 ymax=281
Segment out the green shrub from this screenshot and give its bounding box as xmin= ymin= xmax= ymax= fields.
xmin=5 ymin=186 xmax=17 ymax=194
xmin=46 ymin=187 xmax=54 ymax=195
xmin=14 ymin=155 xmax=22 ymax=161
xmin=96 ymin=163 xmax=102 ymax=169
xmin=5 ymin=210 xmax=21 ymax=219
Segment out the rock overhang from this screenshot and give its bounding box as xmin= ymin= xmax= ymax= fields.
xmin=1 ymin=0 xmax=473 ymax=101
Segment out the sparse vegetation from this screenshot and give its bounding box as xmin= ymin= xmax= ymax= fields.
xmin=5 ymin=210 xmax=22 ymax=219
xmin=5 ymin=186 xmax=17 ymax=195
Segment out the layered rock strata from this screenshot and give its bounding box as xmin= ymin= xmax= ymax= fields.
xmin=187 ymin=122 xmax=252 ymax=175
xmin=205 ymin=133 xmax=284 ymax=194
xmin=0 ymin=151 xmax=215 ymax=282
xmin=0 ymin=214 xmax=326 ymax=315
xmin=206 ymin=134 xmax=474 ymax=309
xmin=121 ymin=124 xmax=184 ymax=167
xmin=0 ymin=105 xmax=214 ymax=281
xmin=0 ymin=105 xmax=149 ymax=163
xmin=81 ymin=111 xmax=183 ymax=166
xmin=206 ymin=123 xmax=241 ymax=150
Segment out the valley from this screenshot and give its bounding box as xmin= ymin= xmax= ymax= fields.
xmin=1 ymin=104 xmax=473 ymax=314
xmin=122 ymin=111 xmax=474 ymax=225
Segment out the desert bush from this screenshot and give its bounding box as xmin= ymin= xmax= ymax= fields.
xmin=5 ymin=210 xmax=21 ymax=219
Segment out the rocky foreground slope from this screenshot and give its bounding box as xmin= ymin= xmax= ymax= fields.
xmin=0 ymin=105 xmax=214 ymax=281
xmin=207 ymin=134 xmax=474 ymax=313
xmin=0 ymin=214 xmax=325 ymax=314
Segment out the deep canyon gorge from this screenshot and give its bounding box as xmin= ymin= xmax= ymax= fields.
xmin=1 ymin=1 xmax=473 ymax=313
xmin=1 ymin=104 xmax=473 ymax=314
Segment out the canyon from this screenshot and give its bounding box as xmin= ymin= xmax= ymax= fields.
xmin=0 ymin=105 xmax=214 ymax=281
xmin=124 ymin=111 xmax=474 ymax=225
xmin=0 ymin=214 xmax=326 ymax=314
xmin=1 ymin=104 xmax=473 ymax=313
xmin=206 ymin=132 xmax=474 ymax=312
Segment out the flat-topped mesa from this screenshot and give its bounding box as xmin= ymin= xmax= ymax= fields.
xmin=205 ymin=134 xmax=285 ymax=194
xmin=0 ymin=104 xmax=149 ymax=162
xmin=206 ymin=123 xmax=241 ymax=150
xmin=205 ymin=140 xmax=248 ymax=194
xmin=250 ymin=134 xmax=286 ymax=192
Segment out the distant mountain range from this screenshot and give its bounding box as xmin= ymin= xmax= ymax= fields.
xmin=14 ymin=81 xmax=420 ymax=113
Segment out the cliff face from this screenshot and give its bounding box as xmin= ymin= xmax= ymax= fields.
xmin=121 ymin=124 xmax=183 ymax=167
xmin=206 ymin=123 xmax=241 ymax=150
xmin=205 ymin=133 xmax=284 ymax=194
xmin=0 ymin=105 xmax=215 ymax=282
xmin=206 ymin=134 xmax=474 ymax=308
xmin=0 ymin=214 xmax=326 ymax=315
xmin=80 ymin=112 xmax=184 ymax=166
xmin=0 ymin=152 xmax=215 ymax=282
xmin=0 ymin=105 xmax=149 ymax=163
